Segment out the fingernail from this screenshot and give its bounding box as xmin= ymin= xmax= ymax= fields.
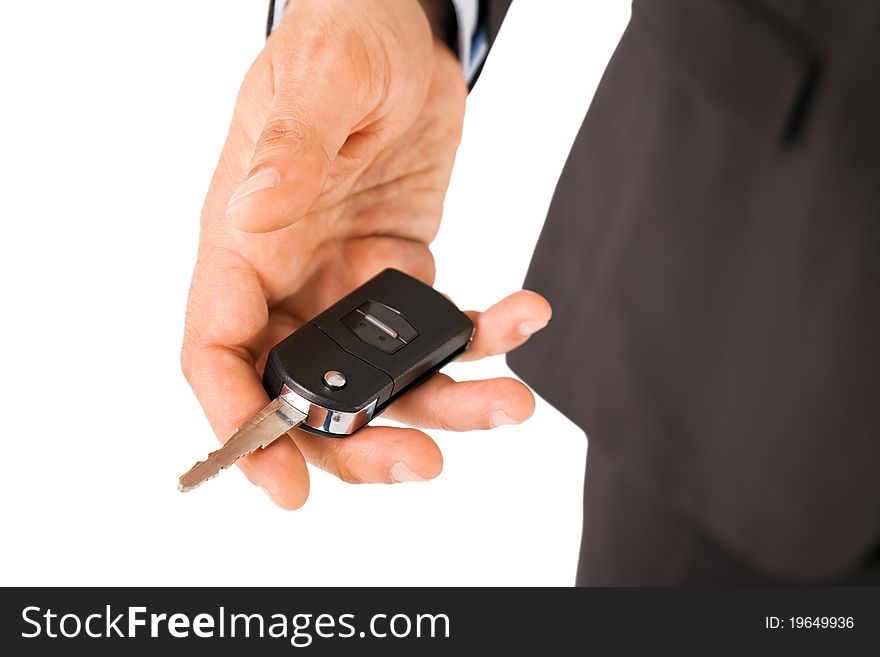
xmin=390 ymin=462 xmax=425 ymax=483
xmin=518 ymin=320 xmax=548 ymax=337
xmin=227 ymin=167 xmax=280 ymax=208
xmin=490 ymin=410 xmax=521 ymax=428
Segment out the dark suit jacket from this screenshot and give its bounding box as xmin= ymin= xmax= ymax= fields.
xmin=486 ymin=0 xmax=880 ymax=579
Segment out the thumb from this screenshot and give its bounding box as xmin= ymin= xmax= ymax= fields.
xmin=226 ymin=82 xmax=355 ymax=233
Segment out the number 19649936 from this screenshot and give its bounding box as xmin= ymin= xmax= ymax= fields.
xmin=765 ymin=616 xmax=854 ymax=629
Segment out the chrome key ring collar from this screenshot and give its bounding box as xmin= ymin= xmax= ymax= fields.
xmin=279 ymin=384 xmax=377 ymax=437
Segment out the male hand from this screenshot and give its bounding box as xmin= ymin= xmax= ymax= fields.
xmin=182 ymin=0 xmax=552 ymax=508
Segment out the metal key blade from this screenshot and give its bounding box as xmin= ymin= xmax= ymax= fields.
xmin=178 ymin=397 xmax=306 ymax=492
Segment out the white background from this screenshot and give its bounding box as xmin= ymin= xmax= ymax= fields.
xmin=0 ymin=1 xmax=629 ymax=586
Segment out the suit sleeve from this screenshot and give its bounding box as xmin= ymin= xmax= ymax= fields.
xmin=467 ymin=0 xmax=513 ymax=87
xmin=268 ymin=1 xmax=484 ymax=77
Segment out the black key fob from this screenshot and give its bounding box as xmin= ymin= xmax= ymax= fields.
xmin=262 ymin=269 xmax=474 ymax=437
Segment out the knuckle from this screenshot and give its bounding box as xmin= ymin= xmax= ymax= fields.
xmin=256 ymin=116 xmax=311 ymax=153
xmin=179 ymin=332 xmax=198 ymax=381
xmin=428 ymin=383 xmax=456 ymax=431
xmin=314 ymin=445 xmax=365 ymax=484
xmin=179 ymin=311 xmax=209 ymax=383
xmin=434 ymin=416 xmax=456 ymax=432
xmin=333 ymin=450 xmax=366 ymax=485
xmin=179 ymin=347 xmax=192 ymax=380
xmin=424 ymin=398 xmax=449 ymax=430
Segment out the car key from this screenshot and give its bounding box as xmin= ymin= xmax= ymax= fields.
xmin=178 ymin=268 xmax=474 ymax=492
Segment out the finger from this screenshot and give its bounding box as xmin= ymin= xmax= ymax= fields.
xmin=272 ymin=236 xmax=436 ymax=322
xmin=225 ymin=59 xmax=363 ymax=233
xmin=458 ymin=290 xmax=553 ymax=362
xmin=184 ymin=347 xmax=310 ymax=509
xmin=292 ymin=425 xmax=443 ymax=484
xmin=342 ymin=235 xmax=436 ymax=286
xmin=382 ymin=374 xmax=536 ymax=430
xmin=182 ymin=254 xmax=310 ymax=509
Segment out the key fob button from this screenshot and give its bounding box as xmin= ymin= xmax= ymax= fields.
xmin=323 ymin=370 xmax=347 ymax=389
xmin=263 ymin=323 xmax=393 ymax=413
xmin=356 ymin=301 xmax=419 ymax=342
xmin=342 ymin=305 xmax=410 ymax=354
